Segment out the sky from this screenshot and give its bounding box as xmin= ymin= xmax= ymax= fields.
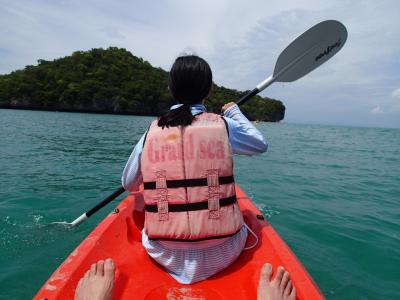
xmin=1 ymin=0 xmax=399 ymax=128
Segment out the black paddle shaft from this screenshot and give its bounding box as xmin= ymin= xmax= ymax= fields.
xmin=235 ymin=88 xmax=260 ymax=106
xmin=86 ymin=186 xmax=125 ymax=217
xmin=220 ymin=87 xmax=260 ymax=116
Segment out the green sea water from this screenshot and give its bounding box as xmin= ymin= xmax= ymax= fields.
xmin=0 ymin=109 xmax=399 ymax=300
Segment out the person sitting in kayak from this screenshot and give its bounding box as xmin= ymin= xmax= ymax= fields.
xmin=121 ymin=55 xmax=268 ymax=284
xmin=74 ymin=258 xmax=297 ymax=300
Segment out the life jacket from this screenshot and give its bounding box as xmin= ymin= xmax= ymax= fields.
xmin=141 ymin=112 xmax=244 ymax=241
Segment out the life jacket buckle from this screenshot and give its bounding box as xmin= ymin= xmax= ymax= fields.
xmin=207 ymin=169 xmax=220 ymax=219
xmin=207 ymin=169 xmax=219 ymax=187
xmin=156 ymin=170 xmax=168 ymax=220
xmin=156 ymin=171 xmax=167 ymax=189
xmin=158 ymin=199 xmax=169 ymax=221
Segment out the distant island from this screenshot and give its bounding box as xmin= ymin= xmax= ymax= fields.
xmin=0 ymin=47 xmax=285 ymax=121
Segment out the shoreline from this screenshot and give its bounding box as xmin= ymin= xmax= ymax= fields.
xmin=0 ymin=105 xmax=160 ymax=117
xmin=0 ymin=105 xmax=280 ymax=122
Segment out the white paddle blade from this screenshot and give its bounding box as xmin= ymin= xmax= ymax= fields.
xmin=273 ymin=20 xmax=347 ymax=82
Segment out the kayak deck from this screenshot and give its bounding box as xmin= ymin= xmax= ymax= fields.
xmin=35 ymin=186 xmax=324 ymax=299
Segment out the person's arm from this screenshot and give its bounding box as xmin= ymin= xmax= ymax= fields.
xmin=222 ymin=103 xmax=268 ymax=155
xmin=121 ymin=132 xmax=147 ymax=192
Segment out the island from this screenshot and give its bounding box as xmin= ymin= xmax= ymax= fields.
xmin=0 ymin=47 xmax=285 ymax=122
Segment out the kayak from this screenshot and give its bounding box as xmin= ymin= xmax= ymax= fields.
xmin=34 ymin=185 xmax=324 ymax=299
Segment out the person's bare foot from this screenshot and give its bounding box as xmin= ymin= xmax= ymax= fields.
xmin=75 ymin=258 xmax=115 ymax=300
xmin=257 ymin=263 xmax=296 ymax=300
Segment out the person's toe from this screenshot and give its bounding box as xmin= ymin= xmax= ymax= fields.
xmin=96 ymin=260 xmax=105 ymax=276
xmin=257 ymin=263 xmax=272 ymax=300
xmin=280 ymin=271 xmax=290 ymax=291
xmin=75 ymin=276 xmax=87 ymax=300
xmin=89 ymin=263 xmax=97 ymax=277
xmin=259 ymin=263 xmax=273 ymax=284
xmin=84 ymin=270 xmax=90 ymax=279
xmin=290 ymin=287 xmax=296 ymax=299
xmin=104 ymin=258 xmax=115 ymax=278
xmin=284 ymin=280 xmax=293 ymax=296
xmin=77 ymin=277 xmax=85 ymax=289
xmin=77 ymin=277 xmax=83 ymax=286
xmin=274 ymin=266 xmax=285 ymax=284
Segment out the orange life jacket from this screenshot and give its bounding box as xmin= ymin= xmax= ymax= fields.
xmin=141 ymin=112 xmax=244 ymax=241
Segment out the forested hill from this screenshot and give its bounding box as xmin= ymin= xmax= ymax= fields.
xmin=0 ymin=47 xmax=285 ymax=121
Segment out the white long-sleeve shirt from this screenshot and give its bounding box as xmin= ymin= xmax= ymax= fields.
xmin=121 ymin=103 xmax=267 ymax=191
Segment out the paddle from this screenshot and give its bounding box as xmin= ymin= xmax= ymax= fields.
xmin=59 ymin=20 xmax=347 ymax=228
xmin=235 ymin=20 xmax=347 ymax=106
xmin=52 ymin=186 xmax=125 ymax=227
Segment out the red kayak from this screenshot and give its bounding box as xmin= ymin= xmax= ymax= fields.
xmin=35 ymin=185 xmax=324 ymax=299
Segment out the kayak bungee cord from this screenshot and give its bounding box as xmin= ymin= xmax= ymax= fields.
xmin=243 ymin=223 xmax=259 ymax=250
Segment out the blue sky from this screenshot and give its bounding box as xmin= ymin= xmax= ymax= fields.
xmin=1 ymin=0 xmax=399 ymax=128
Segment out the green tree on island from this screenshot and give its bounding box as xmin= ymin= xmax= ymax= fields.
xmin=0 ymin=47 xmax=285 ymax=121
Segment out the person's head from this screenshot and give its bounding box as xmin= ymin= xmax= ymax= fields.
xmin=168 ymin=55 xmax=212 ymax=105
xmin=158 ymin=55 xmax=213 ymax=128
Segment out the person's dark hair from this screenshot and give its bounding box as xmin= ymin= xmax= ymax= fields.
xmin=158 ymin=55 xmax=212 ymax=128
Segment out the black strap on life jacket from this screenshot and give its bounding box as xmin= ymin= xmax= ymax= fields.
xmin=145 ymin=195 xmax=237 ymax=213
xmin=221 ymin=116 xmax=229 ymax=137
xmin=143 ymin=175 xmax=234 ymax=190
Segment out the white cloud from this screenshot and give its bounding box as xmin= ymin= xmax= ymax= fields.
xmin=370 ymin=106 xmax=384 ymax=114
xmin=392 ymin=88 xmax=400 ymax=99
xmin=1 ymin=0 xmax=400 ymax=128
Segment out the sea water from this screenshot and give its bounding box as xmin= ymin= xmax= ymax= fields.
xmin=0 ymin=109 xmax=399 ymax=299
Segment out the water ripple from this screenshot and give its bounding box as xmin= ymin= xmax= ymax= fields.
xmin=1 ymin=110 xmax=399 ymax=299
